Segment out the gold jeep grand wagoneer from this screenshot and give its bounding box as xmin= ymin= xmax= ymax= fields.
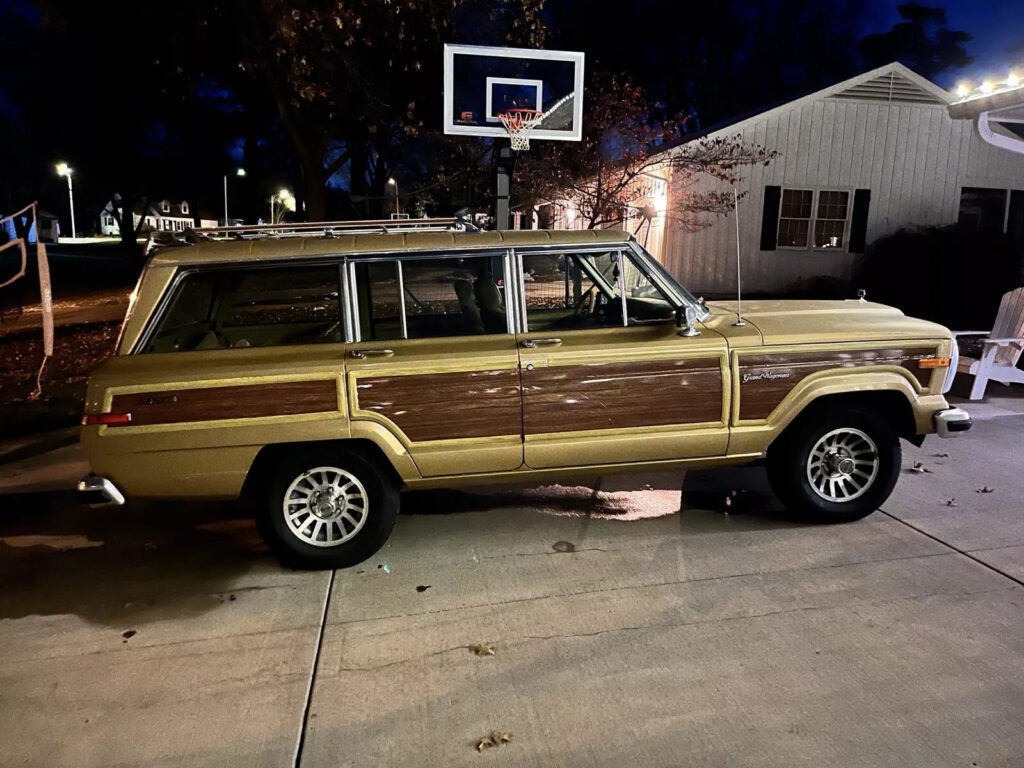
xmin=78 ymin=220 xmax=971 ymax=569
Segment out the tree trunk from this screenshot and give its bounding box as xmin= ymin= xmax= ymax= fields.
xmin=302 ymin=171 xmax=327 ymax=222
xmin=349 ymin=147 xmax=369 ymax=218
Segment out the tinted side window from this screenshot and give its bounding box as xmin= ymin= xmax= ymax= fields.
xmin=143 ymin=264 xmax=341 ymax=352
xmin=357 ymin=254 xmax=508 ymax=340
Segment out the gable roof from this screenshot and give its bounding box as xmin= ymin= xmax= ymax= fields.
xmin=657 ymin=62 xmax=953 ymax=158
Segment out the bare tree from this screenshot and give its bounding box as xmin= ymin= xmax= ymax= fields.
xmin=515 ymin=73 xmax=777 ymax=230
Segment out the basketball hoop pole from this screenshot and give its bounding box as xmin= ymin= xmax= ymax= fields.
xmin=495 ymin=145 xmax=513 ymax=230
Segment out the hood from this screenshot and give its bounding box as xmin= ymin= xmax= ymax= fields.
xmin=705 ymin=299 xmax=952 ymax=345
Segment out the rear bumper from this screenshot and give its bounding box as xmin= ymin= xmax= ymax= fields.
xmin=934 ymin=407 xmax=972 ymax=438
xmin=76 ymin=475 xmax=125 ymax=507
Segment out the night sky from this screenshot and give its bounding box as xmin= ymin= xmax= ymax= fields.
xmin=0 ymin=0 xmax=1019 ymax=225
xmin=865 ymin=0 xmax=1024 ymax=85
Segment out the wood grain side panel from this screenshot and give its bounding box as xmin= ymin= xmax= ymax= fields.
xmin=738 ymin=347 xmax=936 ymax=420
xmin=355 ymin=369 xmax=521 ymax=442
xmin=111 ymin=380 xmax=339 ymax=426
xmin=523 ymin=357 xmax=723 ymax=434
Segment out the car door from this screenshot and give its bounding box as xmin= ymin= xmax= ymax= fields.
xmin=514 ymin=246 xmax=729 ymax=470
xmin=343 ymin=249 xmax=523 ymax=478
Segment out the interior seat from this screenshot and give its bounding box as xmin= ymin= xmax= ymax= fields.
xmin=454 ymin=279 xmax=484 ymax=334
xmin=474 ymin=278 xmax=507 ymax=333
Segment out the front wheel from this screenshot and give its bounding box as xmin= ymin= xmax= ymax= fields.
xmin=255 ymin=448 xmax=399 ymax=569
xmin=766 ymin=408 xmax=901 ymax=523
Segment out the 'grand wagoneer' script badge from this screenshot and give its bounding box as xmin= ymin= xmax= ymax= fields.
xmin=742 ymin=370 xmax=792 ymax=384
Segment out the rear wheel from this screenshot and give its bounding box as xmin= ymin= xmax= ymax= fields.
xmin=255 ymin=448 xmax=399 ymax=569
xmin=766 ymin=408 xmax=901 ymax=523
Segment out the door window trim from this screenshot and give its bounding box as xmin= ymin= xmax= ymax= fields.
xmin=133 ymin=257 xmax=348 ymax=354
xmin=346 ymin=247 xmax=516 ymax=343
xmin=514 ymin=242 xmax=688 ymax=333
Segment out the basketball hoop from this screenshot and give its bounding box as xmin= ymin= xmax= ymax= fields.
xmin=497 ymin=108 xmax=544 ymax=151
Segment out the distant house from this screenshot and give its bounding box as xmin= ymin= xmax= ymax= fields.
xmin=100 ymin=198 xmax=219 ymax=236
xmin=540 ymin=62 xmax=1024 ymax=295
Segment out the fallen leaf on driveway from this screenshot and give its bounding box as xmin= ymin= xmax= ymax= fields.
xmin=931 ymin=453 xmax=950 ymax=458
xmin=976 ymin=486 xmax=995 ymax=494
xmin=944 ymin=498 xmax=959 ymax=507
xmin=907 ymin=462 xmax=932 ymax=474
xmin=476 ymin=731 xmax=512 ymax=751
xmin=469 ymin=642 xmax=495 ymax=656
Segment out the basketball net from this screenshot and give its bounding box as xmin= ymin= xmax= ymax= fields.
xmin=497 ymin=108 xmax=544 ymax=151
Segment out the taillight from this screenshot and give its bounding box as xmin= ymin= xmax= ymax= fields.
xmin=82 ymin=413 xmax=132 ymax=426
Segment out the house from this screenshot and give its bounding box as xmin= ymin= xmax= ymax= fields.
xmin=100 ymin=198 xmax=219 ymax=236
xmin=537 ymin=62 xmax=1024 ymax=295
xmin=650 ymin=62 xmax=1024 ymax=294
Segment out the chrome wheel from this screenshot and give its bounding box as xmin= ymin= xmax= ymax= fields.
xmin=282 ymin=466 xmax=368 ymax=547
xmin=806 ymin=428 xmax=879 ymax=503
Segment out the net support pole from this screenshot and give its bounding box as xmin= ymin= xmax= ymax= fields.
xmin=495 ymin=145 xmax=513 ymax=230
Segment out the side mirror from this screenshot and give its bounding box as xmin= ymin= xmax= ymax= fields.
xmin=676 ymin=305 xmax=701 ymax=337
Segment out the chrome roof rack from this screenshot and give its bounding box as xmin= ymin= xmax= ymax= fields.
xmin=190 ymin=217 xmax=477 ymax=241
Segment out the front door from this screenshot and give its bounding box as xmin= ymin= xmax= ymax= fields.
xmin=516 ymin=248 xmax=729 ymax=469
xmin=344 ymin=251 xmax=523 ymax=477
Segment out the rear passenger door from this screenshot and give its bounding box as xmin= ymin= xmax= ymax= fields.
xmin=343 ymin=250 xmax=524 ymax=477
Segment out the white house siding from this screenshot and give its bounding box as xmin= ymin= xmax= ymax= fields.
xmin=656 ymin=66 xmax=1024 ymax=295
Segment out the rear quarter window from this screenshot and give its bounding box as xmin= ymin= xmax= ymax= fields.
xmin=141 ymin=264 xmax=342 ymax=353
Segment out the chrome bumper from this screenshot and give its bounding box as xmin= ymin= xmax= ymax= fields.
xmin=76 ymin=475 xmax=125 ymax=507
xmin=934 ymin=407 xmax=972 ymax=438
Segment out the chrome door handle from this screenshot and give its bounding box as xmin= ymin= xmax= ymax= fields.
xmin=349 ymin=348 xmax=394 ymax=359
xmin=520 ymin=338 xmax=561 ymax=349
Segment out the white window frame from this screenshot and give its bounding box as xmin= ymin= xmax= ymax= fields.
xmin=777 ymin=187 xmax=853 ymax=253
xmin=181 ymin=201 xmax=189 ymax=215
xmin=160 ymin=201 xmax=170 ymax=213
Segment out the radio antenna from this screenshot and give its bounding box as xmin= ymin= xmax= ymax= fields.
xmin=732 ymin=187 xmax=745 ymax=327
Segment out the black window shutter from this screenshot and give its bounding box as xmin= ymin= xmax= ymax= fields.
xmin=760 ymin=186 xmax=781 ymax=251
xmin=849 ymin=189 xmax=871 ymax=253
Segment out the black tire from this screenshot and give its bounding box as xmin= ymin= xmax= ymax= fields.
xmin=254 ymin=447 xmax=399 ymax=569
xmin=766 ymin=407 xmax=901 ymax=523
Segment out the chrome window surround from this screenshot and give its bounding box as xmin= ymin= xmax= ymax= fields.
xmin=345 ymin=248 xmax=515 ymax=342
xmin=513 ymin=239 xmax=703 ymax=332
xmin=134 ymin=234 xmax=705 ymax=351
xmin=615 ymin=252 xmax=629 ymax=327
xmin=132 ymin=259 xmax=348 ymax=354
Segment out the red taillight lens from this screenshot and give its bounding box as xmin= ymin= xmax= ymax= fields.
xmin=82 ymin=413 xmax=132 ymax=426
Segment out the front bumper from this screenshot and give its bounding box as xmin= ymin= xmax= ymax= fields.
xmin=934 ymin=407 xmax=972 ymax=438
xmin=76 ymin=475 xmax=125 ymax=507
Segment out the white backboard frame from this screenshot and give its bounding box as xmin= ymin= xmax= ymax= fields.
xmin=443 ymin=44 xmax=585 ymax=142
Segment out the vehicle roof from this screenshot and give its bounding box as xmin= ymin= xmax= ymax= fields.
xmin=147 ymin=229 xmax=634 ymax=267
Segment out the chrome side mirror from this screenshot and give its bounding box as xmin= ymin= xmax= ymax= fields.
xmin=676 ymin=305 xmax=701 ymax=337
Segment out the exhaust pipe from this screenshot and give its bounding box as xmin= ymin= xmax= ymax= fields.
xmin=76 ymin=475 xmax=125 ymax=507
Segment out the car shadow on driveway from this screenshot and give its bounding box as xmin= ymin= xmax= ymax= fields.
xmin=401 ymin=464 xmax=806 ymax=532
xmin=0 ymin=491 xmax=268 ymax=626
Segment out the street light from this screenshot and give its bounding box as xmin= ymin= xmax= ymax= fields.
xmin=270 ymin=188 xmax=294 ymax=223
xmin=387 ymin=177 xmax=400 ymax=216
xmin=223 ymin=168 xmax=246 ymax=226
xmin=55 ymin=162 xmax=76 ymax=238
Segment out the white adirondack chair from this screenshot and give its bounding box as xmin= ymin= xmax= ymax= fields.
xmin=954 ymin=287 xmax=1024 ymax=400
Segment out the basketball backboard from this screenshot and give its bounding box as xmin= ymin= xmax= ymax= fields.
xmin=443 ymin=44 xmax=585 ymax=142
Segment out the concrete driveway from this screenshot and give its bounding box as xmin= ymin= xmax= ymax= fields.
xmin=1 ymin=396 xmax=1022 ymax=767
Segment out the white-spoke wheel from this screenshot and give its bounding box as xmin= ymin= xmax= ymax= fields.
xmin=282 ymin=466 xmax=369 ymax=548
xmin=805 ymin=427 xmax=879 ymax=503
